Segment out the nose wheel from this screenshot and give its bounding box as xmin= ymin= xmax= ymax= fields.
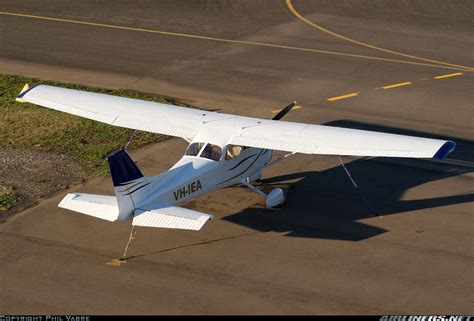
xmin=242 ymin=178 xmax=285 ymax=208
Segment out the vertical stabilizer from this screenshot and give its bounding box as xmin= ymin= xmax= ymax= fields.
xmin=107 ymin=148 xmax=150 ymax=220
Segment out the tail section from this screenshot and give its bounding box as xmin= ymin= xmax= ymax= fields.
xmin=57 ymin=148 xmax=151 ymax=222
xmin=58 ymin=148 xmax=214 ymax=230
xmin=107 ymin=148 xmax=152 ymax=220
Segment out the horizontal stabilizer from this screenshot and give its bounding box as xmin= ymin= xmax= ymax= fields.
xmin=133 ymin=203 xmax=213 ymax=230
xmin=58 ymin=193 xmax=119 ymax=222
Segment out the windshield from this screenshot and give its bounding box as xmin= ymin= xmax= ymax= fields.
xmin=200 ymin=144 xmax=222 ymax=161
xmin=185 ymin=142 xmax=222 ymax=161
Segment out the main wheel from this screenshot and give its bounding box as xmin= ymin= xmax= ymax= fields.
xmin=265 ymin=188 xmax=285 ymax=208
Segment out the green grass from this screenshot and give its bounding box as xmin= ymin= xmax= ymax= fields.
xmin=0 ymin=74 xmax=170 ymax=175
xmin=0 ymin=187 xmax=17 ymax=213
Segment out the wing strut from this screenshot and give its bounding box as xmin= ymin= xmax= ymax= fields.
xmin=124 ymin=129 xmax=138 ymax=150
xmin=337 ymin=157 xmax=380 ymax=217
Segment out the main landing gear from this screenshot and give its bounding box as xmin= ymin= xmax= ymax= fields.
xmin=242 ymin=177 xmax=285 ymax=208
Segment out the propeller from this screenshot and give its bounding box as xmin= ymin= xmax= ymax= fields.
xmin=272 ymin=101 xmax=298 ymax=120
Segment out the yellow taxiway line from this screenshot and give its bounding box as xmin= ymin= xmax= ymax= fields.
xmin=285 ymin=0 xmax=473 ymax=72
xmin=434 ymin=72 xmax=463 ymax=79
xmin=272 ymin=105 xmax=302 ymax=113
xmin=0 ymin=11 xmax=470 ymax=72
xmin=381 ymin=82 xmax=413 ymax=90
xmin=327 ymin=92 xmax=359 ymax=101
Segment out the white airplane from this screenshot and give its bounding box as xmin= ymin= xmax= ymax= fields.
xmin=16 ymin=84 xmax=455 ymax=232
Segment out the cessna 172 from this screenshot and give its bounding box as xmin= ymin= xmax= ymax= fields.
xmin=16 ymin=84 xmax=455 ymax=232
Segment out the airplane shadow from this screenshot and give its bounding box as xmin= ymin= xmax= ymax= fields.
xmin=223 ymin=121 xmax=474 ymax=241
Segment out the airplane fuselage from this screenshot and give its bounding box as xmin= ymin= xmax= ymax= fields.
xmin=140 ymin=147 xmax=272 ymax=207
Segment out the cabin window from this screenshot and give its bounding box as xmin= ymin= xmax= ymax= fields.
xmin=185 ymin=142 xmax=205 ymax=156
xmin=225 ymin=145 xmax=247 ymax=160
xmin=200 ymin=144 xmax=222 ymax=161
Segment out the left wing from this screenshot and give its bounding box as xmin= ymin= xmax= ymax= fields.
xmin=17 ymin=84 xmax=208 ymax=141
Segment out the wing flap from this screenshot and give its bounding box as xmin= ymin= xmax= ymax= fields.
xmin=133 ymin=203 xmax=213 ymax=230
xmin=58 ymin=193 xmax=119 ymax=221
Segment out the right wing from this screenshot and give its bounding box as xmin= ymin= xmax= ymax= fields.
xmin=17 ymin=84 xmax=208 ymax=141
xmin=228 ymin=118 xmax=455 ymax=159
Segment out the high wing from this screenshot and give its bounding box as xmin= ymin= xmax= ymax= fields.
xmin=17 ymin=84 xmax=455 ymax=159
xmin=17 ymin=84 xmax=206 ymax=141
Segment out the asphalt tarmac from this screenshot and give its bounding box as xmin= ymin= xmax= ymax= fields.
xmin=0 ymin=0 xmax=472 ymax=314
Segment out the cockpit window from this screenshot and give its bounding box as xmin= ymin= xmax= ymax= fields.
xmin=200 ymin=144 xmax=222 ymax=161
xmin=185 ymin=142 xmax=205 ymax=156
xmin=225 ymin=145 xmax=248 ymax=160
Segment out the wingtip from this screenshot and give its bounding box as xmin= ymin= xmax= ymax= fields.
xmin=15 ymin=83 xmax=31 ymax=102
xmin=433 ymin=141 xmax=456 ymax=160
